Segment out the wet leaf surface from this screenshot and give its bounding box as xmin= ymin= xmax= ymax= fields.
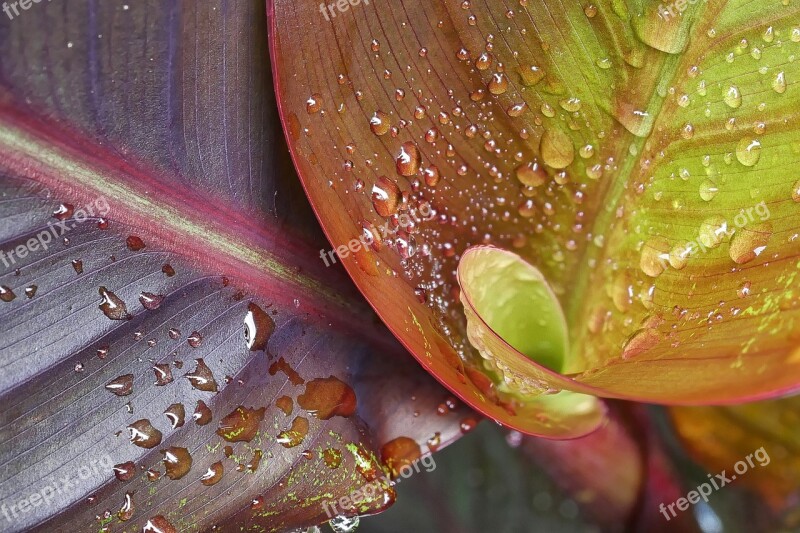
xmin=0 ymin=2 xmax=472 ymax=531
xmin=271 ymin=0 xmax=800 ymax=436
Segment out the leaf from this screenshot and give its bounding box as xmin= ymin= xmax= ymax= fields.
xmin=670 ymin=399 xmax=800 ymax=514
xmin=0 ymin=2 xmax=471 ymax=531
xmin=270 ymin=0 xmax=800 ymax=435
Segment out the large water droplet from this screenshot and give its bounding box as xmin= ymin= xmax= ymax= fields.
xmin=729 ymin=223 xmax=772 ymax=264
xmin=372 ymin=176 xmax=401 ymax=217
xmin=539 ymin=128 xmax=574 ymax=169
xmin=162 ymin=447 xmax=192 ymax=480
xmin=724 ymin=86 xmax=742 ymax=108
xmin=380 ymin=437 xmax=421 ymax=478
xmin=201 ymin=461 xmax=224 ymax=486
xmin=735 ymin=138 xmax=761 ymax=167
xmin=396 ymin=142 xmax=421 ymax=176
xmin=329 ymin=515 xmax=360 ymax=533
xmin=113 ymin=461 xmax=136 ymax=481
xmin=216 ymin=406 xmax=266 ymax=442
xmin=186 ymin=359 xmax=218 ymax=392
xmin=370 ymin=111 xmax=391 ymax=136
xmin=193 ymin=400 xmax=213 ymax=425
xmin=153 ymin=363 xmax=173 ymax=386
xmin=622 ymin=328 xmax=662 ymax=359
xmin=143 ymin=516 xmax=177 ymax=533
xmin=106 ymin=374 xmax=134 ymax=396
xmin=125 ymin=235 xmax=145 ymax=251
xmin=244 ymin=302 xmax=275 ymax=351
xmin=139 ymin=292 xmax=164 ymax=310
xmin=98 ymin=287 xmax=131 ymax=320
xmin=297 ymin=377 xmax=357 ymax=419
xmin=0 ymin=286 xmax=15 ymax=302
xmin=164 ymin=403 xmax=186 ymax=429
xmin=277 ymin=416 xmax=309 ymax=448
xmin=773 ymin=71 xmax=787 ymax=94
xmin=515 ymin=161 xmax=547 ymax=187
xmin=128 ymin=419 xmax=162 ymax=449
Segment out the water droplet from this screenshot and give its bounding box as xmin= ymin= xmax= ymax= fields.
xmin=106 ymin=374 xmax=134 ymax=396
xmin=187 ymin=331 xmax=203 ymax=348
xmin=507 ymin=101 xmax=527 ymax=117
xmin=735 ymin=138 xmax=761 ymax=167
xmin=186 ymin=359 xmax=218 ymax=392
xmin=475 ymin=52 xmax=491 ymax=70
xmin=613 ymin=105 xmax=653 ymax=137
xmin=164 ymin=403 xmax=185 ymax=429
xmin=370 ymin=111 xmax=391 ymax=136
xmin=640 ymin=238 xmax=670 ymax=277
xmin=98 ymin=287 xmax=131 ymax=320
xmin=193 ymin=400 xmax=212 ymax=425
xmin=395 ymin=142 xmax=421 ymax=176
xmin=540 ymin=128 xmax=574 ymax=169
xmin=53 ymin=203 xmax=74 ymax=220
xmin=632 ymin=5 xmax=689 ymax=53
xmin=118 ymin=492 xmax=134 ymax=521
xmin=460 ymin=416 xmax=478 ymax=433
xmin=276 ymin=395 xmax=293 ymax=416
xmin=699 ymin=179 xmax=719 ymax=201
xmin=113 ymin=461 xmax=136 ymax=482
xmin=329 ymin=515 xmax=360 ymax=533
xmin=152 ymin=363 xmax=173 ymax=386
xmin=559 ymin=97 xmax=581 ymax=112
xmin=724 ymin=86 xmax=742 ymax=109
xmin=216 ymin=406 xmax=266 ymax=442
xmin=161 ymin=447 xmax=192 ymax=480
xmin=622 ymin=328 xmax=662 ymax=359
xmin=143 ymin=516 xmax=176 ymax=533
xmin=517 ymin=64 xmax=544 ymax=86
xmin=268 ymin=357 xmax=305 ymax=385
xmin=277 ymin=416 xmax=309 ymax=448
xmin=125 ymin=235 xmax=145 ymax=251
xmin=201 ymin=461 xmax=224 ymax=486
xmin=729 ymin=223 xmax=772 ymax=264
xmin=139 ymin=292 xmax=164 ymax=310
xmin=380 ymin=437 xmax=421 ymax=478
xmin=515 ymin=161 xmax=547 ymax=187
xmin=71 ymin=259 xmax=83 ymax=274
xmin=297 ymin=376 xmax=357 ymax=419
xmin=306 ymin=94 xmax=323 ymax=114
xmin=735 ymin=280 xmax=752 ymax=299
xmin=0 ymin=286 xmax=16 ymax=302
xmin=423 ymin=165 xmax=441 ymax=187
xmin=244 ymin=302 xmax=275 ymax=351
xmin=771 ymin=71 xmax=787 ymax=94
xmin=371 ymin=176 xmax=401 ymax=217
xmin=328 ymin=515 xmax=359 ymax=533
xmin=488 ymin=72 xmax=509 ymax=94
xmin=128 ymin=419 xmax=162 ymax=449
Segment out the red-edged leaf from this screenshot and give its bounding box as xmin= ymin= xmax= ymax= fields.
xmin=270 ymin=0 xmax=800 ymax=437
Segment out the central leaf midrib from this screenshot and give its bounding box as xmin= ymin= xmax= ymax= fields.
xmin=564 ymin=4 xmax=710 ymax=342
